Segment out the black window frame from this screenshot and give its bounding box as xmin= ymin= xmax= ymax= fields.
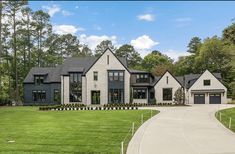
xmin=108 ymin=89 xmax=124 ymax=104
xmin=93 ymin=71 xmax=98 ymax=81
xmin=34 ymin=75 xmax=44 ymax=85
xmin=69 ymin=73 xmax=82 ymax=102
xmin=136 ymin=74 xmax=149 ymax=83
xmin=108 ymin=71 xmax=124 ymax=82
xmin=54 ymin=89 xmax=60 ymax=102
xmin=203 ymin=80 xmax=211 ymax=86
xmin=163 ymin=88 xmax=172 ymax=101
xmin=133 ymin=88 xmax=147 ymax=99
xmin=32 ymin=90 xmax=46 ymax=102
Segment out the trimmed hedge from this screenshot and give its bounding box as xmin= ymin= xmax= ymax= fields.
xmin=39 ymin=106 xmax=138 ymax=111
xmin=104 ymin=103 xmax=150 ymax=107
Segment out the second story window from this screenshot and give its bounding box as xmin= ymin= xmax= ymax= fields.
xmin=136 ymin=74 xmax=148 ymax=83
xmin=35 ymin=75 xmax=44 ymax=85
xmin=94 ymin=71 xmax=98 ymax=81
xmin=166 ymin=76 xmax=169 ymax=84
xmin=204 ymin=80 xmax=211 ymax=86
xmin=108 ymin=71 xmax=124 ymax=82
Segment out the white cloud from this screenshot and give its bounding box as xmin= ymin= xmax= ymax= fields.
xmin=75 ymin=6 xmax=79 ymax=9
xmin=62 ymin=10 xmax=73 ymax=16
xmin=131 ymin=35 xmax=159 ymax=50
xmin=42 ymin=5 xmax=61 ymax=17
xmin=163 ymin=49 xmax=191 ymax=61
xmin=79 ymin=34 xmax=117 ymax=50
xmin=137 ymin=14 xmax=155 ymax=22
xmin=130 ymin=35 xmax=159 ymax=57
xmin=53 ymin=25 xmax=85 ymax=35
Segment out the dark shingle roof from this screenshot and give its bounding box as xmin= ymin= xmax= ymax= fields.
xmin=24 ymin=56 xmax=128 ymax=83
xmin=23 ymin=66 xmax=62 ymax=83
xmin=129 ymin=70 xmax=149 ymax=73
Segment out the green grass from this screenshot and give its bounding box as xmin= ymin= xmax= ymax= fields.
xmin=216 ymin=107 xmax=235 ymax=132
xmin=0 ymin=107 xmax=158 ymax=154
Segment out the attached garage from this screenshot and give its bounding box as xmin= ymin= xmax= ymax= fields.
xmin=194 ymin=94 xmax=205 ymax=104
xmin=209 ymin=94 xmax=221 ymax=104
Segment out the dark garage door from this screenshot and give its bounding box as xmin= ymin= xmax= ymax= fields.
xmin=194 ymin=94 xmax=205 ymax=104
xmin=209 ymin=94 xmax=221 ymax=104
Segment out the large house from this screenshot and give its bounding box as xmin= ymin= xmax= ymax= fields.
xmin=23 ymin=48 xmax=227 ymax=105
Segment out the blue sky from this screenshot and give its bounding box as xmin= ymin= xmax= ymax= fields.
xmin=29 ymin=1 xmax=235 ymax=60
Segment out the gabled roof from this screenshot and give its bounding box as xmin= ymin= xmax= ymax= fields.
xmin=153 ymin=70 xmax=183 ymax=87
xmin=184 ymin=71 xmax=222 ymax=89
xmin=84 ymin=48 xmax=129 ymax=74
xmin=24 ymin=48 xmax=129 ymax=83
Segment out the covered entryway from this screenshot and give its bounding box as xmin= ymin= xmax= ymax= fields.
xmin=194 ymin=94 xmax=205 ymax=104
xmin=209 ymin=94 xmax=221 ymax=104
xmin=91 ymin=91 xmax=100 ymax=104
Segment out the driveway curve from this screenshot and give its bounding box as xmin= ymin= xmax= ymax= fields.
xmin=127 ymin=104 xmax=235 ymax=154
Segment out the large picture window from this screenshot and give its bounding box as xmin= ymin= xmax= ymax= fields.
xmin=133 ymin=88 xmax=147 ymax=99
xmin=163 ymin=88 xmax=172 ymax=101
xmin=70 ymin=73 xmax=82 ymax=102
xmin=108 ymin=89 xmax=124 ymax=103
xmin=32 ymin=90 xmax=46 ymax=102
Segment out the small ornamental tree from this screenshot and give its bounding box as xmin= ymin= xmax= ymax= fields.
xmin=174 ymin=88 xmax=185 ymax=104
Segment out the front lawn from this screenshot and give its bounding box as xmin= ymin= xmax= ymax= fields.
xmin=0 ymin=107 xmax=158 ymax=153
xmin=216 ymin=107 xmax=235 ymax=132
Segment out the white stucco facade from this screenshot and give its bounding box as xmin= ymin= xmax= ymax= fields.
xmin=154 ymin=71 xmax=182 ymax=103
xmin=61 ymin=49 xmax=130 ymax=105
xmin=85 ymin=49 xmax=130 ymax=105
xmin=186 ymin=70 xmax=227 ymax=104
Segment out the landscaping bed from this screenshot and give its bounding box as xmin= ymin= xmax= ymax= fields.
xmin=0 ymin=107 xmax=158 ymax=153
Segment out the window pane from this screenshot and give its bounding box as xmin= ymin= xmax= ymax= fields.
xmin=114 ymin=72 xmax=119 ymax=81
xmin=94 ymin=72 xmax=98 ymax=81
xmin=119 ymin=72 xmax=124 ymax=81
xmin=109 ymin=72 xmax=113 ymax=81
xmin=163 ymin=88 xmax=172 ymax=101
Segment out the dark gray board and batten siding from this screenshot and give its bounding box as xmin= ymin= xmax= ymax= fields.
xmin=24 ymin=83 xmax=61 ymax=105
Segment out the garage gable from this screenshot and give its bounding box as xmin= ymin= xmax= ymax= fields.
xmin=189 ymin=70 xmax=227 ymax=91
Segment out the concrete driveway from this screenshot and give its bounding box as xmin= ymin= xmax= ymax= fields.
xmin=127 ymin=104 xmax=235 ymax=154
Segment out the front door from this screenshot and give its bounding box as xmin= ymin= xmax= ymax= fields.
xmin=91 ymin=91 xmax=100 ymax=104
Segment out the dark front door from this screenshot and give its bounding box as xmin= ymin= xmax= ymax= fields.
xmin=194 ymin=94 xmax=205 ymax=104
xmin=209 ymin=94 xmax=221 ymax=104
xmin=91 ymin=91 xmax=100 ymax=104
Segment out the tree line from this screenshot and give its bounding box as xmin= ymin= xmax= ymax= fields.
xmin=0 ymin=1 xmax=234 ymax=104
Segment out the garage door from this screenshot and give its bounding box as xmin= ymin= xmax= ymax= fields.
xmin=194 ymin=94 xmax=205 ymax=104
xmin=209 ymin=94 xmax=221 ymax=104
